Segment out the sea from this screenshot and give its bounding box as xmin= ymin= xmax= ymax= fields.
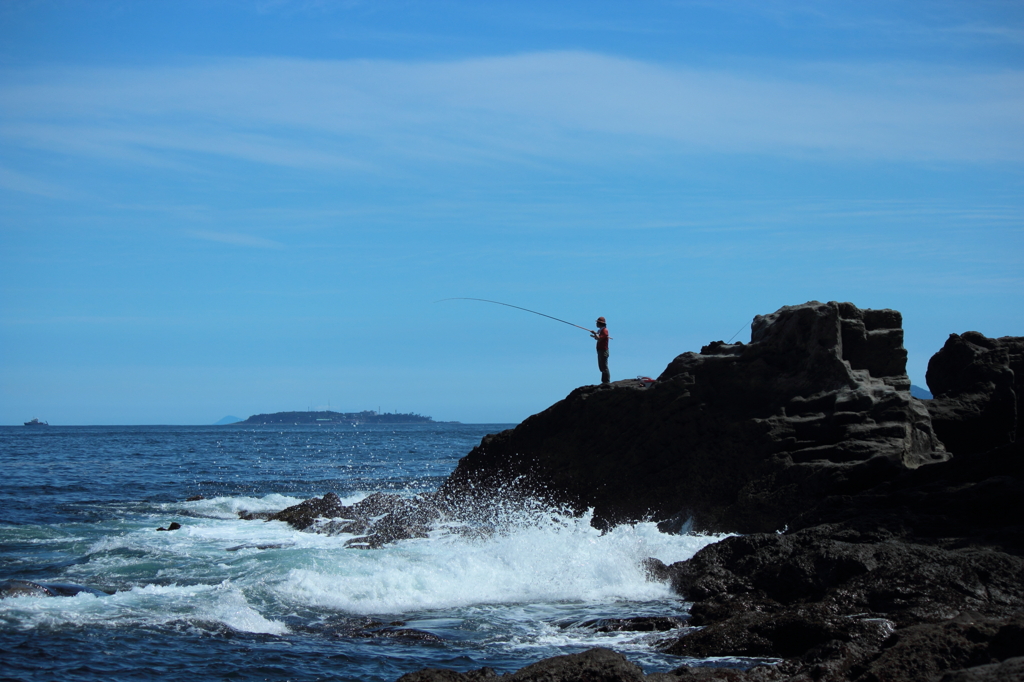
xmin=0 ymin=423 xmax=746 ymax=681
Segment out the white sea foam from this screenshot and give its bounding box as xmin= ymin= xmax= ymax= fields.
xmin=0 ymin=581 xmax=288 ymax=635
xmin=3 ymin=494 xmax=726 ymax=648
xmin=274 ymin=510 xmax=725 ymax=614
xmin=164 ymin=493 xmax=307 ymax=519
xmin=158 ymin=492 xmax=371 ymax=519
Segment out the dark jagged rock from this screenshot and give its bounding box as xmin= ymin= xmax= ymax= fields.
xmin=397 ymin=648 xmax=648 ymax=682
xmin=398 ymin=668 xmax=500 ymax=682
xmin=787 ymin=439 xmax=1024 ymax=553
xmin=239 ymin=491 xmax=444 ymax=547
xmin=665 ymin=616 xmax=1024 ymax=682
xmin=292 ymin=616 xmax=445 ymax=644
xmin=439 ymin=301 xmax=946 ymax=533
xmin=939 ymin=657 xmax=1024 ymax=682
xmin=665 ymin=528 xmax=1024 ymax=624
xmin=506 ymin=647 xmax=649 ymax=681
xmin=662 ymin=669 xmax=752 ymax=681
xmin=570 ymin=616 xmax=689 ymax=633
xmin=926 ymin=332 xmax=1024 ymax=456
xmin=261 ymin=492 xmax=349 ymax=529
xmin=664 ymin=605 xmax=896 ymax=660
xmin=652 ymin=526 xmax=1024 ymax=681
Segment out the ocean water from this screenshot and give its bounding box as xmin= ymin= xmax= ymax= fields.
xmin=0 ymin=424 xmax=736 ymax=681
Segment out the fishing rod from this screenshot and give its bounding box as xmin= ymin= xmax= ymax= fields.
xmin=727 ymin=322 xmax=749 ymax=344
xmin=435 ymin=298 xmax=594 ymax=333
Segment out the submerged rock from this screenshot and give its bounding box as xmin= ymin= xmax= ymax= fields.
xmin=570 ymin=616 xmax=689 ymax=633
xmin=224 ymin=542 xmax=294 ymax=552
xmin=0 ymin=579 xmax=109 ymax=598
xmin=290 ymin=616 xmax=445 ymax=644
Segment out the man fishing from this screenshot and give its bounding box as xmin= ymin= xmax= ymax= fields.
xmin=438 ymin=299 xmax=612 ymax=384
xmin=592 ymin=317 xmax=610 ymax=384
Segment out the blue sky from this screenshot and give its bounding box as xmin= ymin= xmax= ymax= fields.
xmin=2 ymin=1 xmax=1022 ymax=425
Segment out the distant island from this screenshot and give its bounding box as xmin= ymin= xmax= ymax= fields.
xmin=238 ymin=410 xmax=439 ymax=425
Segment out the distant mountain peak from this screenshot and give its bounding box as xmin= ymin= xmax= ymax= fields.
xmin=910 ymin=385 xmax=933 ymax=400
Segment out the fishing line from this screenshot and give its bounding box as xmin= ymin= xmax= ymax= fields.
xmin=727 ymin=323 xmax=748 ymax=344
xmin=436 ymin=298 xmax=593 ymax=333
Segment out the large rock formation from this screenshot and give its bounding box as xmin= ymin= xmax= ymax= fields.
xmin=393 ymin=318 xmax=1024 ymax=681
xmin=438 ymin=301 xmax=946 ymax=533
xmin=926 ymin=331 xmax=1024 ymax=456
xmin=252 ymin=302 xmax=1022 ymax=549
xmin=386 ymin=303 xmax=1024 ymax=682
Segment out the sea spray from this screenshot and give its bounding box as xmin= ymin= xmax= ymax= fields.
xmin=276 ymin=510 xmax=719 ymax=614
xmin=0 ymin=581 xmax=288 ymax=635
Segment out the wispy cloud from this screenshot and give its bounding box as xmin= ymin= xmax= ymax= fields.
xmin=2 ymin=51 xmax=1022 ymax=172
xmin=188 ymin=230 xmax=285 ymax=249
xmin=668 ymin=0 xmax=1024 ymax=48
xmin=0 ymin=165 xmax=78 ymax=199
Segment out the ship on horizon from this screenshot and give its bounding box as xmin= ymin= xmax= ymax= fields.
xmin=24 ymin=418 xmax=49 ymax=426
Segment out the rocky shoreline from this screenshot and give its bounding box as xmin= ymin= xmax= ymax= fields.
xmin=247 ymin=301 xmax=1024 ymax=681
